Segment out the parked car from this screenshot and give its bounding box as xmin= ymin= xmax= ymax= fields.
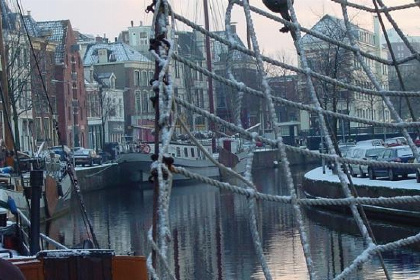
xmin=384 ymin=137 xmax=407 ymax=147
xmin=74 ymin=149 xmax=102 ymax=166
xmin=49 ymin=145 xmax=72 ymax=161
xmin=368 ymin=145 xmax=416 ymax=180
xmin=348 ymin=146 xmax=385 ymax=178
xmin=356 ymin=139 xmax=384 ymax=147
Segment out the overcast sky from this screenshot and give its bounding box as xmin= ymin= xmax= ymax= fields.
xmin=16 ymin=0 xmax=420 ymax=59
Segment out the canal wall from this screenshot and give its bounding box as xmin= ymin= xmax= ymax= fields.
xmin=253 ymin=148 xmax=319 ymax=169
xmin=302 ymin=170 xmax=420 ymax=224
xmin=75 ymin=163 xmax=120 ymax=192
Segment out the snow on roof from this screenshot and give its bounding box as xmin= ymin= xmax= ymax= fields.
xmin=37 ymin=20 xmax=69 ymax=64
xmin=305 ymin=166 xmax=420 ymax=190
xmin=83 ymin=42 xmax=151 ymax=65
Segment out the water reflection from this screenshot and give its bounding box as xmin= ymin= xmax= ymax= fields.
xmin=47 ymin=164 xmax=420 ymax=279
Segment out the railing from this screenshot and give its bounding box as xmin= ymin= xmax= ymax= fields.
xmin=16 ymin=209 xmax=68 ymax=254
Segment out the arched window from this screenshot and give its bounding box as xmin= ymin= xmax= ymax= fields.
xmin=142 ymin=91 xmax=149 ymax=113
xmin=135 ymin=91 xmax=141 ymax=113
xmin=141 ymin=71 xmax=148 ymax=86
xmin=134 ymin=71 xmax=140 ymax=86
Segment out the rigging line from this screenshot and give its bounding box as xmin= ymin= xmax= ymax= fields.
xmin=0 ymin=11 xmax=30 ymax=196
xmin=374 ymin=0 xmax=420 ymax=62
xmin=331 ymin=0 xmax=420 ymax=14
xmin=372 ymin=0 xmax=416 ymax=124
xmin=173 ymin=10 xmax=420 ymax=98
xmin=15 ymin=0 xmax=99 ymax=248
xmin=232 ymin=0 xmax=408 ymax=67
xmin=338 ymin=4 xmax=409 ymax=279
xmin=286 ymin=2 xmax=382 ymax=279
xmin=15 ymin=0 xmax=57 ymax=137
xmin=172 ymin=53 xmax=420 ymax=129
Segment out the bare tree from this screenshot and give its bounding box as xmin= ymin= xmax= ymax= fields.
xmin=3 ymin=17 xmax=35 ymax=150
xmin=302 ymin=16 xmax=354 ymax=142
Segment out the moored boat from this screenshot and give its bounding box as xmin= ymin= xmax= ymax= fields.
xmin=0 ymin=151 xmax=72 ymax=221
xmin=116 ymin=140 xmax=220 ymax=186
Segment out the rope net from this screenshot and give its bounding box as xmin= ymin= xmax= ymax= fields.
xmin=148 ymin=0 xmax=420 ymax=279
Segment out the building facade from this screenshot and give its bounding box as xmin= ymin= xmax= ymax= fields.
xmin=300 ymin=15 xmax=389 ymax=137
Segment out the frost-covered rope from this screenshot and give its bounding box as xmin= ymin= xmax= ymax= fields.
xmin=287 ymin=3 xmax=377 ymax=260
xmin=173 ymin=11 xmax=420 ymax=98
xmin=174 ymin=165 xmax=420 ymax=206
xmin=176 ymin=95 xmax=420 ymax=169
xmin=172 ymin=53 xmax=420 ymax=128
xmin=331 ymin=0 xmax=420 ymax=13
xmin=150 ymin=1 xmax=420 ymax=279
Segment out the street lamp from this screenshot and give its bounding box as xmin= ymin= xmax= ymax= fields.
xmin=72 ymin=99 xmax=79 ymax=167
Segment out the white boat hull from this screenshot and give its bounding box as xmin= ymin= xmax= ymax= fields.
xmin=117 ymin=152 xmax=220 ymax=186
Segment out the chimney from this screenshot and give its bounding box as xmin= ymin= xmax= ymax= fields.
xmin=27 ymin=10 xmax=31 ymax=17
xmin=131 ymin=20 xmax=134 ymax=27
xmin=231 ymin=24 xmax=237 ymax=34
xmin=115 ymin=37 xmax=118 ymax=42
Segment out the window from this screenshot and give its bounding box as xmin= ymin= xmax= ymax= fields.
xmin=135 ymin=91 xmax=141 ymax=112
xmin=142 ymin=91 xmax=149 ymax=113
xmin=184 ymin=147 xmax=188 ymax=157
xmin=191 ymin=148 xmax=195 ymax=158
xmin=134 ymin=71 xmax=140 ymax=86
xmin=176 ymin=147 xmax=181 ymax=157
xmin=141 ymin=71 xmax=148 ymax=86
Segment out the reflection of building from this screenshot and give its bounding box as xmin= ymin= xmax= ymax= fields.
xmin=300 ymin=15 xmax=389 ymax=135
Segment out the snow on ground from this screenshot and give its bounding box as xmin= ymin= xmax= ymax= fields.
xmin=305 ymin=166 xmax=420 ymax=191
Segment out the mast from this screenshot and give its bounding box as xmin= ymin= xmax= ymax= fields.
xmin=0 ymin=6 xmax=14 ymax=151
xmin=203 ymin=0 xmax=216 ymax=152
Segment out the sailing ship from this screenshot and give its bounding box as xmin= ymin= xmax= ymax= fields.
xmin=0 ymin=146 xmax=73 ymax=220
xmin=0 ymin=2 xmax=150 ymax=279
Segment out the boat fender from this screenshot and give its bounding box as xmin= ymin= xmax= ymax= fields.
xmin=7 ymin=196 xmax=17 ymax=215
xmin=57 ymin=183 xmax=64 ymax=197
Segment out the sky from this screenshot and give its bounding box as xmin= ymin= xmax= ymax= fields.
xmin=15 ymin=0 xmax=420 ymax=60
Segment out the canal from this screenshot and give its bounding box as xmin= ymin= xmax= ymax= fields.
xmin=46 ymin=164 xmax=420 ymax=279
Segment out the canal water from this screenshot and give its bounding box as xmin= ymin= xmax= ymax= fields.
xmin=47 ymin=164 xmax=420 ymax=279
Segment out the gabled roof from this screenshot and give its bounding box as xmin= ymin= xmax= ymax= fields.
xmin=23 ymin=15 xmax=42 ymax=38
xmin=212 ymin=30 xmax=250 ymax=62
xmin=301 ymin=14 xmax=359 ymax=45
xmin=37 ymin=20 xmax=70 ymax=64
xmin=1 ymin=0 xmax=15 ymax=31
xmin=83 ymin=42 xmax=151 ymax=65
xmin=96 ymin=72 xmax=115 ymax=88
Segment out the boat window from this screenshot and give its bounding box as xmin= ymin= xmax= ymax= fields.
xmin=184 ymin=147 xmax=188 ymax=158
xmin=191 ymin=148 xmax=195 ymax=158
xmin=176 ymin=147 xmax=180 ymax=157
